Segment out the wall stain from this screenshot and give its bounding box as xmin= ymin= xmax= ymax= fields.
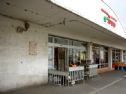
xmin=5 ymin=2 xmax=10 ymax=6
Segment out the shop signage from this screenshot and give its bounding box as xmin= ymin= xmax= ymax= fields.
xmin=50 ymin=0 xmax=126 ymax=38
xmin=101 ymin=8 xmax=117 ymax=28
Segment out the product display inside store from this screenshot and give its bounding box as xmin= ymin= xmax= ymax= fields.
xmin=92 ymin=44 xmax=108 ymax=69
xmin=48 ymin=35 xmax=98 ymax=86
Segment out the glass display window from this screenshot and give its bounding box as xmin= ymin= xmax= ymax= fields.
xmin=48 ymin=35 xmax=87 ymax=71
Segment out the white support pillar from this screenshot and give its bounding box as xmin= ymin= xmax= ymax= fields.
xmin=87 ymin=42 xmax=93 ymax=63
xmin=108 ymin=48 xmax=112 ymax=70
xmin=120 ymin=50 xmax=124 ymax=62
xmin=124 ymin=52 xmax=126 ymax=63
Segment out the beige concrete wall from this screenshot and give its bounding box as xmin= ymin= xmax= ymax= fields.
xmin=0 ymin=15 xmax=48 ymax=92
xmin=0 ymin=13 xmax=126 ymax=92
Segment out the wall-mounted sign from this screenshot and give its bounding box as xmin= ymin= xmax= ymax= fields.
xmin=29 ymin=41 xmax=37 ymax=55
xmin=50 ymin=0 xmax=126 ymax=38
xmin=101 ymin=8 xmax=117 ymax=28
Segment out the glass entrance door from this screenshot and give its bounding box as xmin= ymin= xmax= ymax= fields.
xmin=54 ymin=47 xmax=67 ymax=71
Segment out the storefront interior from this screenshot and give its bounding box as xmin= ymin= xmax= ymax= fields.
xmin=92 ymin=44 xmax=108 ymax=69
xmin=48 ymin=35 xmax=87 ymax=71
xmin=48 ymin=35 xmax=113 ymax=85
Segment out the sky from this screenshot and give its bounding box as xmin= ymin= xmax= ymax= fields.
xmin=105 ymin=0 xmax=126 ymax=33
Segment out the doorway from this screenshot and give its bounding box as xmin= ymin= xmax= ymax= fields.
xmin=54 ymin=47 xmax=67 ymax=71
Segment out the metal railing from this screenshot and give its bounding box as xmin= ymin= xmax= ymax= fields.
xmin=48 ymin=66 xmax=84 ymax=86
xmin=48 ymin=70 xmax=69 ymax=86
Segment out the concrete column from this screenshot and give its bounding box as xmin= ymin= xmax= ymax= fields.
xmin=108 ymin=48 xmax=112 ymax=69
xmin=124 ymin=52 xmax=126 ymax=63
xmin=87 ymin=42 xmax=93 ymax=63
xmin=120 ymin=50 xmax=124 ymax=62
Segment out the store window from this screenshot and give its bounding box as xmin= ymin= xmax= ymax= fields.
xmin=69 ymin=48 xmax=86 ymax=67
xmin=93 ymin=44 xmax=108 ymax=68
xmin=48 ymin=35 xmax=87 ymax=71
xmin=112 ymin=49 xmax=120 ymax=63
xmin=48 ymin=36 xmax=53 ymax=43
xmin=54 ymin=37 xmax=68 ymax=45
xmin=48 ymin=47 xmax=54 ymax=69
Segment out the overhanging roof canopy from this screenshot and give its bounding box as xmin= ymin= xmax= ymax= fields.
xmin=50 ymin=0 xmax=126 ymax=39
xmin=0 ymin=0 xmax=126 ymax=49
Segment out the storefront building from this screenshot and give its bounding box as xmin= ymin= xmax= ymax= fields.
xmin=0 ymin=0 xmax=126 ymax=92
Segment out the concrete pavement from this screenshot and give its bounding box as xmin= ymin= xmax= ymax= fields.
xmin=1 ymin=71 xmax=126 ymax=94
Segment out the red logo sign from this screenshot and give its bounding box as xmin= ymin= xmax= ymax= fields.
xmin=101 ymin=8 xmax=117 ymax=28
